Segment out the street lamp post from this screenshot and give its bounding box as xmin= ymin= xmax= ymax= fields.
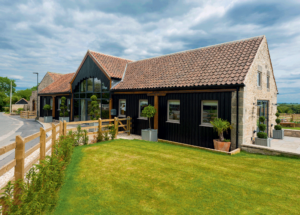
xmin=33 ymin=72 xmax=39 ymax=120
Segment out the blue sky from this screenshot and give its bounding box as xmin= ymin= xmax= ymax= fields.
xmin=0 ymin=0 xmax=299 ymax=103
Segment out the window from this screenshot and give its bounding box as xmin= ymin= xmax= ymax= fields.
xmin=257 ymin=72 xmax=261 ymax=87
xmin=87 ymin=78 xmax=93 ymax=92
xmin=44 ymin=98 xmax=46 ymax=105
xmin=119 ymin=99 xmax=126 ymax=117
xmin=167 ymin=100 xmax=180 ymax=123
xmin=267 ymin=76 xmax=270 ymax=89
xmin=58 ymin=98 xmax=61 ymax=110
xmin=201 ymin=100 xmax=218 ymax=126
xmin=50 ymin=98 xmax=53 ymax=110
xmin=80 ymin=80 xmax=86 ymax=92
xmin=139 ymin=100 xmax=148 ymax=119
xmin=67 ymin=99 xmax=70 ymax=110
xmin=94 ymin=78 xmax=101 ymax=92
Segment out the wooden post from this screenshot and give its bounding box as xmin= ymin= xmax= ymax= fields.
xmin=64 ymin=120 xmax=67 ymax=136
xmin=40 ymin=127 xmax=46 ymax=161
xmin=27 ymin=110 xmax=29 ymax=119
xmin=52 ymin=123 xmax=56 ymax=155
xmin=154 ymin=95 xmax=159 ymax=130
xmin=109 ymin=98 xmax=113 ymax=121
xmin=1 ymin=197 xmax=9 ymax=215
xmin=114 ymin=117 xmax=118 ymax=138
xmin=98 ymin=118 xmax=102 ymax=132
xmin=60 ymin=121 xmax=63 ymax=135
xmin=52 ymin=96 xmax=55 ymax=118
xmin=14 ymin=135 xmax=25 ymax=205
xmin=127 ymin=116 xmax=130 ymax=135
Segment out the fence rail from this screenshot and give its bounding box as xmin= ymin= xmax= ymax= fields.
xmin=20 ymin=111 xmax=37 ymax=119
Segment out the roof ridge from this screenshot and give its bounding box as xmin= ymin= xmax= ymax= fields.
xmin=88 ymin=49 xmax=134 ymax=62
xmin=128 ymin=35 xmax=265 ymax=64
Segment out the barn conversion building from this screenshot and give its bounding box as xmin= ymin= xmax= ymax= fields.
xmin=37 ymin=35 xmax=278 ymax=150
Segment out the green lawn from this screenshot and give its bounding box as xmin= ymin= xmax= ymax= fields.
xmin=282 ymin=126 xmax=300 ymax=130
xmin=51 ymin=139 xmax=300 ymax=215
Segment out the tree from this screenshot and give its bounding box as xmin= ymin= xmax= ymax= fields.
xmin=0 ymin=77 xmax=16 ymax=96
xmin=89 ymin=95 xmax=100 ymax=120
xmin=59 ymin=97 xmax=69 ymax=117
xmin=210 ymin=118 xmax=232 ymax=142
xmin=142 ymin=104 xmax=156 ymax=129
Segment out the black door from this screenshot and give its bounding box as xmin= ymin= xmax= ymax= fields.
xmin=257 ymin=100 xmax=269 ymax=136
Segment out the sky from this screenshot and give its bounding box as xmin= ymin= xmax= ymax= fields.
xmin=0 ymin=0 xmax=299 ymax=103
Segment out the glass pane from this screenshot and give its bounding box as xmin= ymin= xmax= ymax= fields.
xmin=75 ymin=84 xmax=80 ymax=93
xmin=80 ymin=80 xmax=86 ymax=92
xmin=87 ymin=78 xmax=93 ymax=92
xmin=80 ymin=93 xmax=85 ymax=99
xmin=119 ymin=100 xmax=126 ymax=116
xmin=140 ymin=100 xmax=148 ymax=118
xmin=95 ymin=93 xmax=101 ymax=99
xmin=102 ymin=82 xmax=109 ymax=91
xmin=74 ymin=94 xmax=80 ymax=98
xmin=74 ymin=100 xmax=80 ymax=121
xmin=50 ymin=98 xmax=53 ymax=110
xmin=87 ymin=93 xmax=93 ymax=99
xmin=169 ymin=101 xmax=180 ymax=121
xmin=94 ymin=78 xmax=101 ymax=92
xmin=81 ymin=99 xmax=86 ymax=121
xmin=101 ymin=99 xmax=109 ymax=119
xmin=102 ymin=92 xmax=110 ymax=99
xmin=67 ymin=99 xmax=70 ymax=111
xmin=202 ymin=101 xmax=218 ymax=123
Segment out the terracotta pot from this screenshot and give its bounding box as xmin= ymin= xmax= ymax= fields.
xmin=213 ymin=139 xmax=231 ymax=152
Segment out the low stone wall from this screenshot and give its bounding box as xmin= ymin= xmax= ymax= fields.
xmin=241 ymin=144 xmax=300 ymax=158
xmin=284 ymin=129 xmax=300 ymax=137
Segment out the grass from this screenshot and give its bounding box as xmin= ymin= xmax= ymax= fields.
xmin=51 ymin=139 xmax=300 ymax=215
xmin=282 ymin=126 xmax=300 ymax=130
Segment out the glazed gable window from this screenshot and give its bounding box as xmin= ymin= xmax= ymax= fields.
xmin=167 ymin=100 xmax=180 ymax=123
xmin=201 ymin=100 xmax=218 ymax=126
xmin=139 ymin=100 xmax=148 ymax=119
xmin=119 ymin=99 xmax=126 ymax=117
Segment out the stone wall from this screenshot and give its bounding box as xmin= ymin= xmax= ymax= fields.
xmin=242 ymin=36 xmax=278 ymax=145
xmin=11 ymin=104 xmax=28 ymax=111
xmin=231 ymin=88 xmax=244 ymax=149
xmin=284 ymin=129 xmax=300 ymax=138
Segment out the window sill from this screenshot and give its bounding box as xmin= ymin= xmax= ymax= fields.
xmin=257 ymin=86 xmax=262 ymax=90
xmin=199 ymin=124 xmax=213 ymax=127
xmin=137 ymin=117 xmax=147 ymax=120
xmin=166 ymin=120 xmax=180 ymax=124
xmin=118 ymin=115 xmax=126 ymax=118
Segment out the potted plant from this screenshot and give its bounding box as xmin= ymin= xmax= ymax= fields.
xmin=255 ymin=116 xmax=271 ymax=147
xmin=210 ymin=118 xmax=232 ymax=152
xmin=89 ymin=95 xmax=100 ymax=132
xmin=43 ymin=104 xmax=52 ymax=123
xmin=59 ymin=97 xmax=69 ymax=122
xmin=273 ymin=112 xmax=284 ymax=139
xmin=141 ymin=104 xmax=157 ymax=142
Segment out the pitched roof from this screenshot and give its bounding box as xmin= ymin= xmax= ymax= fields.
xmin=15 ymin=98 xmax=28 ymax=104
xmin=39 ymin=73 xmax=75 ymax=94
xmin=113 ymin=36 xmax=264 ymax=90
xmin=47 ymin=72 xmax=63 ymax=82
xmin=89 ymin=50 xmax=133 ymax=79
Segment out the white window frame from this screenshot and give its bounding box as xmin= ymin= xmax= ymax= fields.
xmin=138 ymin=99 xmax=148 ymax=120
xmin=201 ymin=100 xmax=218 ymax=127
xmin=257 ymin=72 xmax=262 ymax=87
xmin=119 ymin=99 xmax=126 ymax=117
xmin=167 ymin=100 xmax=180 ymax=124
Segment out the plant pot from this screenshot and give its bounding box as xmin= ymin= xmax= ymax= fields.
xmin=273 ymin=130 xmax=284 ymax=139
xmin=89 ymin=122 xmax=98 ymax=132
xmin=44 ymin=116 xmax=53 ymax=123
xmin=141 ymin=129 xmax=158 ymax=142
xmin=255 ymin=137 xmax=271 ymax=147
xmin=59 ymin=117 xmax=69 ymax=122
xmin=213 ymin=139 xmax=231 ymax=152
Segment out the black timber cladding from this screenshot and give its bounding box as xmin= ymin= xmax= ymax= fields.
xmin=72 ymin=55 xmax=110 ymax=92
xmin=112 ymin=92 xmax=231 ymax=149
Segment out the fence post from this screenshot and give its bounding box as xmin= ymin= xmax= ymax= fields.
xmin=60 ymin=121 xmax=63 ymax=135
xmin=114 ymin=117 xmax=118 ymax=138
xmin=0 ymin=197 xmax=9 ymax=215
xmin=14 ymin=135 xmax=25 ymax=205
xmin=98 ymin=118 xmax=102 ymax=132
xmin=27 ymin=110 xmax=29 ymax=119
xmin=52 ymin=123 xmax=56 ymax=155
xmin=40 ymin=127 xmax=46 ymax=161
xmin=127 ymin=116 xmax=130 ymax=135
xmin=64 ymin=120 xmax=67 ymax=136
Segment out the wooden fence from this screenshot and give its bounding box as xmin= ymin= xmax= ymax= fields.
xmin=0 ymin=117 xmax=132 ymax=210
xmin=20 ymin=111 xmax=37 ymax=119
xmin=279 ymin=113 xmax=300 ymax=122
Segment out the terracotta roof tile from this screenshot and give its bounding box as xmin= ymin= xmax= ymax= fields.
xmin=39 ymin=73 xmax=75 ymax=94
xmin=113 ymin=36 xmax=264 ymax=90
xmin=89 ymin=51 xmax=132 ymax=79
xmin=47 ymin=72 xmax=63 ymax=81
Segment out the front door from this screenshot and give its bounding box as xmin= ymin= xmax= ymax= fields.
xmin=257 ymin=100 xmax=269 ymax=136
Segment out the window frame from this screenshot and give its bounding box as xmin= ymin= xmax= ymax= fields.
xmin=50 ymin=98 xmax=53 ymax=110
xmin=201 ymin=100 xmax=218 ymax=127
xmin=257 ymin=72 xmax=262 ymax=87
xmin=119 ymin=99 xmax=126 ymax=117
xmin=58 ymin=98 xmax=61 ymax=111
xmin=138 ymin=99 xmax=148 ymax=120
xmin=167 ymin=100 xmax=180 ymax=124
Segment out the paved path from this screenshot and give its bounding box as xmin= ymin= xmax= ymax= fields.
xmin=271 ymin=136 xmax=300 ymax=154
xmin=0 ymin=113 xmax=42 ymax=168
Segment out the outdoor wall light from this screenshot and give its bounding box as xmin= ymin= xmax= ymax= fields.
xmin=253 ymin=130 xmax=256 ymax=134
xmin=271 ymin=124 xmax=273 ymax=127
xmin=272 ymin=103 xmax=278 ymax=106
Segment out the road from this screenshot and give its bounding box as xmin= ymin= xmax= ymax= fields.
xmin=0 ymin=113 xmax=42 ymax=168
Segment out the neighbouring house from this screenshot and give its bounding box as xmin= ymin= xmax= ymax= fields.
xmin=37 ymin=35 xmax=278 ymax=150
xmin=12 ymin=98 xmax=29 ymax=111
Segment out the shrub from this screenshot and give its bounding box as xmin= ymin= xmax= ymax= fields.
xmin=43 ymin=104 xmax=51 ymax=116
xmin=89 ymin=95 xmax=100 ymax=120
xmin=82 ymin=130 xmax=89 ymax=145
xmin=104 ymin=131 xmax=109 ymax=141
xmin=275 ymin=112 xmax=280 ymax=118
xmin=275 ymin=119 xmax=281 ymax=124
xmin=275 ymin=125 xmax=282 ymax=130
xmin=59 ymin=97 xmax=69 ymax=117
xmin=259 ymin=116 xmax=266 ymax=123
xmin=210 ymin=118 xmax=232 ymax=142
xmin=97 ymin=128 xmax=104 ymax=142
xmin=142 ymin=104 xmax=156 ymax=129
xmin=224 ymin=139 xmax=231 ymax=142
xmin=109 ymin=125 xmax=117 ymax=140
xmin=257 ymin=132 xmax=268 ymax=139
xmin=258 ymin=123 xmax=266 ymax=132
xmin=17 ymin=108 xmax=24 ymax=115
